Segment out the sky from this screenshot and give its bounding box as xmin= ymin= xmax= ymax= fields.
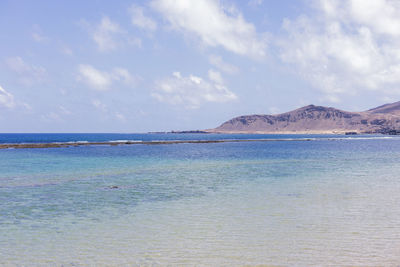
xmin=1 ymin=0 xmax=400 ymax=132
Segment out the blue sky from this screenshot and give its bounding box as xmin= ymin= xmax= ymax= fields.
xmin=1 ymin=0 xmax=400 ymax=132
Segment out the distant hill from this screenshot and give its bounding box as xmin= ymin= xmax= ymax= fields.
xmin=207 ymin=102 xmax=400 ymax=134
xmin=368 ymin=101 xmax=400 ymax=116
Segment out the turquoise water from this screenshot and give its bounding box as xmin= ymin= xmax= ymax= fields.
xmin=1 ymin=135 xmax=400 ymax=265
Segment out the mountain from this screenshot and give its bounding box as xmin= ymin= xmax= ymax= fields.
xmin=368 ymin=101 xmax=400 ymax=116
xmin=208 ymin=102 xmax=400 ymax=134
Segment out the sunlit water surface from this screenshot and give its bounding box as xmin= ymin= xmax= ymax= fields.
xmin=1 ymin=134 xmax=400 ymax=266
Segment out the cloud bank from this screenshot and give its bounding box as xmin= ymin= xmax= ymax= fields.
xmin=151 ymin=0 xmax=267 ymax=58
xmin=152 ymin=71 xmax=237 ymax=109
xmin=77 ymin=64 xmax=135 ymax=90
xmin=129 ymin=4 xmax=157 ymax=31
xmin=6 ymin=57 xmax=47 ymax=86
xmin=279 ymin=0 xmax=400 ymax=101
xmin=0 ymin=85 xmax=15 ymax=109
xmin=88 ymin=16 xmax=141 ymax=52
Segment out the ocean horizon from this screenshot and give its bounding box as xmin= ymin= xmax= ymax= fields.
xmin=1 ymin=133 xmax=400 ymax=265
xmin=0 ymin=132 xmax=393 ymax=143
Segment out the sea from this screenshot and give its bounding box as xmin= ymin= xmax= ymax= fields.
xmin=1 ymin=133 xmax=400 ymax=266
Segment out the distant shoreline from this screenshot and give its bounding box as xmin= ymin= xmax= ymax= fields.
xmin=0 ymin=135 xmax=395 ymax=149
xmin=155 ymin=130 xmax=373 ymax=134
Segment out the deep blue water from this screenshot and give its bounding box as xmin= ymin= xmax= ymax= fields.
xmin=0 ymin=132 xmax=386 ymax=143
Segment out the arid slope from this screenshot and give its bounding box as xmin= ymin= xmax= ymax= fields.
xmin=209 ymin=102 xmax=400 ymax=134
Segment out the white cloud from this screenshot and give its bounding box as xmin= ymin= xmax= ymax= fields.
xmin=32 ymin=32 xmax=48 ymax=43
xmin=85 ymin=16 xmax=142 ymax=52
xmin=128 ymin=37 xmax=142 ymax=48
xmin=112 ymin=67 xmax=134 ymax=83
xmin=115 ymin=112 xmax=127 ymax=122
xmin=152 ymin=71 xmax=237 ymax=109
xmin=279 ymin=0 xmax=400 ymax=101
xmin=319 ymin=94 xmax=341 ymax=103
xmin=78 ymin=65 xmax=111 ymax=90
xmin=92 ymin=99 xmax=108 ymax=111
xmin=0 ymin=85 xmax=15 ymax=109
xmin=40 ymin=106 xmax=72 ymax=122
xmin=6 ymin=57 xmax=47 ymax=86
xmin=248 ymin=0 xmax=263 ymax=7
xmin=209 ymin=54 xmax=239 ymax=74
xmin=129 ymin=4 xmax=157 ymax=31
xmin=208 ymin=69 xmax=224 ymax=84
xmin=41 ymin=112 xmax=61 ymax=122
xmin=32 ymin=24 xmax=49 ymax=43
xmin=346 ymin=0 xmax=400 ymax=37
xmin=77 ymin=64 xmax=136 ymax=91
xmin=21 ymin=103 xmax=32 ymax=111
xmin=59 ymin=105 xmax=72 ymax=115
xmin=61 ymin=46 xmax=73 ymax=55
xmin=151 ymin=0 xmax=267 ymax=58
xmin=92 ymin=17 xmax=123 ymax=51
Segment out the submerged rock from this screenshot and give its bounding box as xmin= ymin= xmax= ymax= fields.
xmin=108 ymin=185 xmax=119 ymax=189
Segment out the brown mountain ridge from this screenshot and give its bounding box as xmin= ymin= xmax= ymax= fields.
xmin=207 ymin=101 xmax=400 ymax=134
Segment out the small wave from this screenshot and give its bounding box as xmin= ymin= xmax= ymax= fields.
xmin=108 ymin=140 xmax=143 ymax=144
xmin=66 ymin=141 xmax=90 ymax=144
xmin=328 ymin=136 xmax=394 ymax=141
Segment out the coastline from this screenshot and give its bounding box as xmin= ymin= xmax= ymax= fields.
xmin=204 ymin=130 xmax=359 ymax=134
xmin=0 ymin=134 xmax=395 ymax=149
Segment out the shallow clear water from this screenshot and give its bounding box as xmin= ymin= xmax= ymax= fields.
xmin=1 ymin=135 xmax=400 ymax=265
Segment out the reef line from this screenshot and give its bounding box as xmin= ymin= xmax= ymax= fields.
xmin=0 ymin=138 xmax=315 ymax=149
